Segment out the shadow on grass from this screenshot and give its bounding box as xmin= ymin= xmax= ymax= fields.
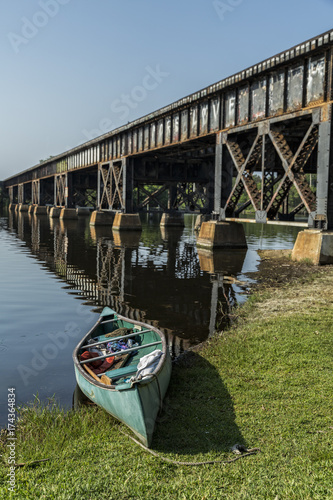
xmin=73 ymin=351 xmax=245 ymax=457
xmin=152 ymin=351 xmax=245 ymax=456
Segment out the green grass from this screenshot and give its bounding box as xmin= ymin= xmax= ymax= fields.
xmin=1 ymin=269 xmax=333 ymax=499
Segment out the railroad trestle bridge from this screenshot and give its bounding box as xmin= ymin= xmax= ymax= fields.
xmin=4 ymin=30 xmax=333 ymax=261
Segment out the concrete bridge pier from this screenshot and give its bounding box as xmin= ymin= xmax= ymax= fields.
xmin=90 ymin=210 xmax=115 ymax=226
xmin=194 ymin=214 xmax=211 ymax=232
xmin=196 ymin=220 xmax=247 ymax=249
xmin=49 ymin=207 xmax=61 ymax=218
xmin=76 ymin=207 xmax=93 ymax=216
xmin=160 ymin=211 xmax=185 ymax=227
xmin=34 ymin=206 xmax=48 ymax=215
xmin=60 ymin=208 xmax=78 ymax=220
xmin=292 ymin=230 xmax=333 ymax=265
xmin=112 ymin=213 xmax=142 ymax=231
xmin=18 ymin=204 xmax=29 ymax=212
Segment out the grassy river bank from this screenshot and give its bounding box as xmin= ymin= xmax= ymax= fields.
xmin=1 ymin=252 xmax=333 ymax=499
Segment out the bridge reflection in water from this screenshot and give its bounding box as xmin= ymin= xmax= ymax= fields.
xmin=8 ymin=212 xmax=248 ymax=356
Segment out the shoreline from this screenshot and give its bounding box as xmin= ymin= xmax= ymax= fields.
xmin=1 ymin=253 xmax=332 ymax=499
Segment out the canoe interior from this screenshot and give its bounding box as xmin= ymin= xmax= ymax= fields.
xmin=73 ymin=308 xmax=172 ymax=446
xmin=77 ymin=311 xmax=163 ymax=388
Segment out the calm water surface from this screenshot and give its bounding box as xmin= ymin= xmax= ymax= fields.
xmin=0 ymin=211 xmax=302 ymax=426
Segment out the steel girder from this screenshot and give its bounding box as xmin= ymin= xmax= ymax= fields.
xmin=136 ymin=184 xmax=169 ymax=211
xmin=225 ymin=133 xmax=263 ymax=214
xmin=8 ymin=186 xmax=13 ymax=204
xmin=173 ymin=182 xmax=212 ymax=212
xmin=55 ymin=174 xmax=67 ymax=207
xmin=73 ymin=188 xmax=96 ymax=208
xmin=267 ymin=123 xmax=318 ymax=217
xmin=70 ymin=172 xmax=97 ymax=208
xmin=32 ymin=180 xmax=40 ymax=205
xmin=98 ymin=160 xmax=126 ymax=211
xmin=135 ymin=181 xmax=213 ymax=213
xmin=132 ymin=144 xmax=215 ymax=213
xmin=18 ymin=184 xmax=24 ymax=204
xmin=218 ymin=112 xmax=321 ymax=224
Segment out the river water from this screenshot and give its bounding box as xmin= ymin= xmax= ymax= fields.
xmin=0 ymin=211 xmax=302 ymax=426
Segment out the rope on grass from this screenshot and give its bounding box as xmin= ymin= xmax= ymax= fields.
xmin=2 ymin=440 xmax=260 ymax=468
xmin=119 ymin=430 xmax=261 ymax=466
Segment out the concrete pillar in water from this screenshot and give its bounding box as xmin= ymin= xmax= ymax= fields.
xmin=49 ymin=207 xmax=61 ymax=218
xmin=76 ymin=207 xmax=92 ymax=216
xmin=18 ymin=204 xmax=29 ymax=212
xmin=160 ymin=212 xmax=184 ymax=227
xmin=90 ymin=210 xmax=115 ymax=226
xmin=196 ymin=221 xmax=247 ymax=249
xmin=34 ymin=206 xmax=48 ymax=215
xmin=59 ymin=208 xmax=78 ymax=220
xmin=292 ymin=230 xmax=333 ymax=265
xmin=194 ymin=214 xmax=211 ymax=232
xmin=112 ymin=213 xmax=141 ymax=231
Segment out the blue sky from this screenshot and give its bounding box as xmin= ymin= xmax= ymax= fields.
xmin=0 ymin=0 xmax=332 ymax=180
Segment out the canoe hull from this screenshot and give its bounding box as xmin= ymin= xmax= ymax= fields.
xmin=74 ymin=353 xmax=171 ymax=447
xmin=73 ymin=308 xmax=172 ymax=447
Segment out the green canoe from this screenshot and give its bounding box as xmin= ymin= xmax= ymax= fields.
xmin=73 ymin=307 xmax=172 ymax=447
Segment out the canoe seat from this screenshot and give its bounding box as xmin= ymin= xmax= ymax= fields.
xmin=104 ymin=364 xmax=138 ymax=380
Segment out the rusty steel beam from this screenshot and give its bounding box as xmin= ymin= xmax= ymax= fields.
xmin=55 ymin=174 xmax=66 ymax=207
xmin=267 ymin=124 xmax=318 ymax=216
xmin=225 ymin=134 xmax=262 ymax=215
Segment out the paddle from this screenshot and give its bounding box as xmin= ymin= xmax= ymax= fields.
xmin=79 ymin=341 xmax=162 ymax=365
